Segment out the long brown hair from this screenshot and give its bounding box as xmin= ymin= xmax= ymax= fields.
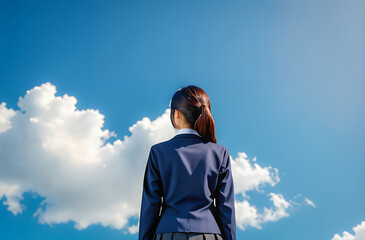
xmin=170 ymin=85 xmax=217 ymax=143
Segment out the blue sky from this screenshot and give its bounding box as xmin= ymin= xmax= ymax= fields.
xmin=0 ymin=0 xmax=364 ymax=239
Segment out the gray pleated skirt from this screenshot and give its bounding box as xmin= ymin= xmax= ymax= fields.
xmin=153 ymin=232 xmax=223 ymax=240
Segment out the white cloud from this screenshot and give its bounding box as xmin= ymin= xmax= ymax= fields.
xmin=230 ymin=152 xmax=316 ymax=229
xmin=0 ymin=182 xmax=24 ymax=214
xmin=304 ymin=196 xmax=316 ymax=208
xmin=128 ymin=222 xmax=139 ymax=234
xmin=231 ymin=152 xmax=280 ymax=196
xmin=235 ymin=192 xmax=291 ymax=230
xmin=332 ymin=221 xmax=365 ymax=240
xmin=0 ymin=102 xmax=16 ymax=133
xmin=289 ymin=193 xmax=317 ymax=208
xmin=0 ymin=82 xmax=313 ymax=233
xmin=235 ymin=199 xmax=261 ymax=230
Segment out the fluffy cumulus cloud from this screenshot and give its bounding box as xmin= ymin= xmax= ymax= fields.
xmin=0 ymin=82 xmax=314 ymax=233
xmin=231 ymin=153 xmax=313 ymax=230
xmin=332 ymin=221 xmax=365 ymax=240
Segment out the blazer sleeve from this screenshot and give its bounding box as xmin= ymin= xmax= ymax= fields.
xmin=215 ymin=147 xmax=236 ymax=240
xmin=138 ymin=146 xmax=163 ymax=240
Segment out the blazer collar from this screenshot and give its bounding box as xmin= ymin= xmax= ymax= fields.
xmin=175 ymin=128 xmax=201 ymax=137
xmin=172 ymin=133 xmax=203 ymax=140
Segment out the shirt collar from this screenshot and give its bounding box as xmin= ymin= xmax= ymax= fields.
xmin=175 ymin=128 xmax=201 ymax=137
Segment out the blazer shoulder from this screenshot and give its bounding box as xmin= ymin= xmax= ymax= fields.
xmin=152 ymin=138 xmax=228 ymax=153
xmin=211 ymin=142 xmax=228 ymax=153
xmin=150 ymin=139 xmax=172 ymax=151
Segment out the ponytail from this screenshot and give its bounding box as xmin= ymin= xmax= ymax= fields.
xmin=194 ymin=104 xmax=216 ymax=143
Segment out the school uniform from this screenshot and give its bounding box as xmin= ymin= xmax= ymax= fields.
xmin=139 ymin=128 xmax=236 ymax=240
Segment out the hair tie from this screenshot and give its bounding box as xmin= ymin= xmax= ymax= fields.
xmin=199 ymin=104 xmax=206 ymax=112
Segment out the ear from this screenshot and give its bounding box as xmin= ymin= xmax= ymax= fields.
xmin=175 ymin=109 xmax=181 ymax=118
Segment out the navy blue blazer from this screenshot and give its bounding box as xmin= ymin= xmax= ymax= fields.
xmin=138 ymin=133 xmax=236 ymax=240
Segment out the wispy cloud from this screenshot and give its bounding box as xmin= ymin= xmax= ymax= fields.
xmin=0 ymin=82 xmax=314 ymax=233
